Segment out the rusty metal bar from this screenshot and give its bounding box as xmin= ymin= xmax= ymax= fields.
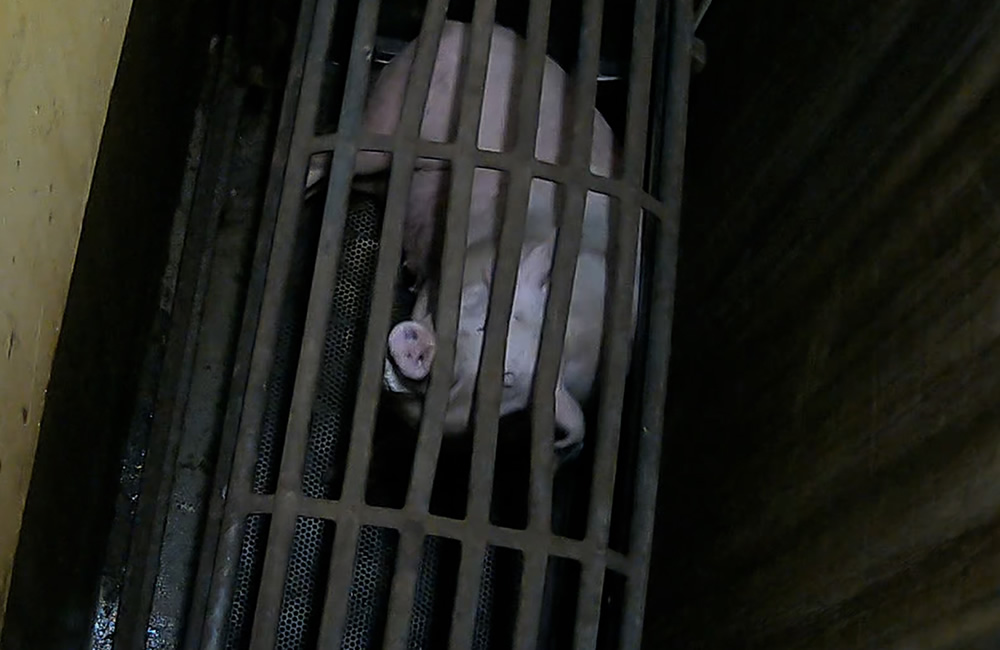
xmin=406 ymin=0 xmax=499 ymax=513
xmin=379 ymin=523 xmax=425 ymax=649
xmin=509 ymin=517 xmax=546 ymax=650
xmin=529 ymin=0 xmax=605 ymax=537
xmin=447 ymin=540 xmax=489 ymax=647
xmin=460 ymin=0 xmax=555 ymax=645
xmin=573 ymin=557 xmax=608 ymax=650
xmin=574 ymin=0 xmax=659 ymax=645
xmin=197 ymin=0 xmax=322 ymax=642
xmin=466 ymin=0 xmax=555 ymax=527
xmin=314 ymin=1 xmax=454 ymax=645
xmin=523 ymin=0 xmax=607 ymax=645
xmin=620 ymin=0 xmax=692 ymax=647
xmin=371 ymin=0 xmax=476 ymax=646
xmin=334 ymin=3 xmax=451 ymax=506
xmin=589 ymin=0 xmax=658 ymax=551
xmin=509 ymin=548 xmax=546 ymax=650
xmin=230 ymin=491 xmax=634 ymax=573
xmin=314 ymin=518 xmax=361 ymax=647
xmin=226 ymin=0 xmax=330 ymax=516
xmin=315 ymin=132 xmax=673 ymax=219
xmin=390 ymin=4 xmax=506 ymax=642
xmin=248 ymin=0 xmax=383 ymax=645
xmin=200 ymin=0 xmax=335 ymax=641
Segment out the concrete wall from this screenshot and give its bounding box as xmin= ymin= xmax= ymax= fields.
xmin=0 ymin=0 xmax=132 ymax=625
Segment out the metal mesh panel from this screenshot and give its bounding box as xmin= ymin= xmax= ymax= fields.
xmin=224 ymin=515 xmax=272 ymax=650
xmin=276 ymin=517 xmax=337 ymax=649
xmin=406 ymin=536 xmax=461 ymax=649
xmin=302 ymin=196 xmax=384 ymax=500
xmin=253 ymin=194 xmax=323 ymax=495
xmin=340 ymin=526 xmax=399 ymax=649
xmin=253 ymin=312 xmax=299 ymax=495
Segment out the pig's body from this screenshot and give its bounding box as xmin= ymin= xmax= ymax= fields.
xmin=385 ymin=236 xmax=608 ymax=448
xmin=308 ymin=20 xmax=641 ymax=450
xmin=309 ymin=20 xmax=618 ymax=280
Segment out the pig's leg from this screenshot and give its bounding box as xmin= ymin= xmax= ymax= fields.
xmin=388 ymin=320 xmax=437 ymax=381
xmin=553 ymin=383 xmax=585 ymax=450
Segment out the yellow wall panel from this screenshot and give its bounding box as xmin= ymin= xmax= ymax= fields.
xmin=0 ymin=0 xmax=133 ymax=624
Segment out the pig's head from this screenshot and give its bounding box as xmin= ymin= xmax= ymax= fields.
xmin=383 ymin=236 xmax=588 ymax=450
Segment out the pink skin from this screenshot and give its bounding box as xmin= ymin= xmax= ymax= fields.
xmin=387 ymin=320 xmax=436 ymax=381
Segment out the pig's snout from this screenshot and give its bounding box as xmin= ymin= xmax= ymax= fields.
xmin=388 ymin=321 xmax=437 ymax=381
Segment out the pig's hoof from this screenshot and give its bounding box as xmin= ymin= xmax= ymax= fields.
xmin=388 ymin=321 xmax=436 ymax=381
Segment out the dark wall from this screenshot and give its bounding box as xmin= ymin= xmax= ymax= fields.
xmin=1 ymin=0 xmax=226 ymax=646
xmin=648 ymin=0 xmax=1000 ymax=648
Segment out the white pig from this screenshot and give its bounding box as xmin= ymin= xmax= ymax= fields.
xmin=308 ymin=20 xmax=641 ymax=450
xmin=384 ymin=233 xmax=610 ymax=449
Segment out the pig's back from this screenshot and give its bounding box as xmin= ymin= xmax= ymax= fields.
xmin=357 ymin=20 xmax=616 ymax=257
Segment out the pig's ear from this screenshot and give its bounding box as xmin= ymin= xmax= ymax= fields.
xmin=521 ymin=232 xmax=557 ymax=289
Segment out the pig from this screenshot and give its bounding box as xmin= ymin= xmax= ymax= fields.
xmin=308 ymin=20 xmax=641 ymax=450
xmin=384 ymin=232 xmax=611 ymax=450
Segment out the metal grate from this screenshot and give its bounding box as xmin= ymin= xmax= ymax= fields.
xmin=274 ymin=517 xmax=335 ymax=648
xmin=406 ymin=535 xmax=461 ymax=648
xmin=471 ymin=546 xmax=523 ymax=650
xmin=197 ymin=0 xmax=693 ymax=645
xmin=252 ymin=192 xmax=322 ymax=497
xmin=341 ymin=526 xmax=399 ymax=649
xmin=225 ymin=515 xmax=272 ymax=650
xmin=300 ymin=196 xmax=382 ymax=501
